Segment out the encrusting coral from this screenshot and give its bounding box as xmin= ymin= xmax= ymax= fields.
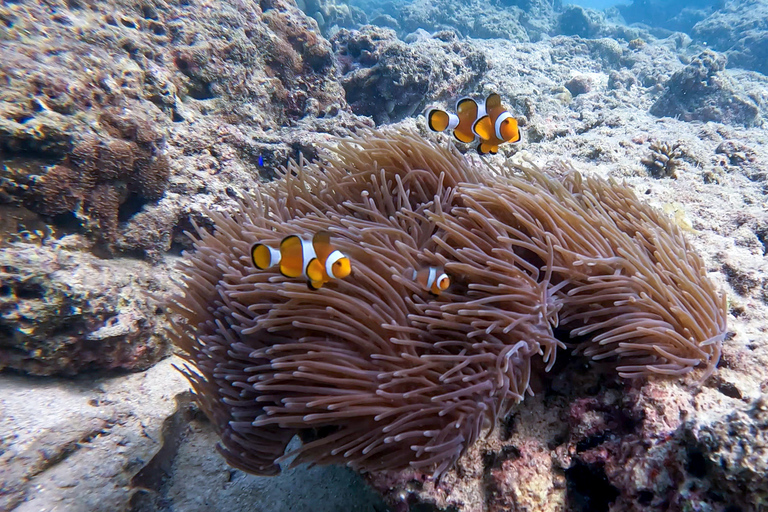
xmin=168 ymin=127 xmax=727 ymax=479
xmin=29 ymin=109 xmax=169 ymax=249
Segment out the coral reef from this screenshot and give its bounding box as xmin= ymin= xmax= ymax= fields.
xmin=716 ymin=140 xmax=757 ymax=166
xmin=560 ymin=382 xmax=768 ymax=512
xmin=296 ymin=0 xmax=368 ymax=35
xmin=641 ymin=140 xmax=684 ymax=178
xmin=169 ymin=127 xmax=726 ymax=479
xmin=0 ymin=0 xmax=361 ymax=260
xmin=649 ymin=50 xmax=760 ymax=126
xmin=692 ymin=0 xmax=768 ymax=75
xmin=395 ymin=0 xmax=552 ymax=42
xmin=29 ymin=110 xmax=170 ymax=250
xmin=332 ymin=26 xmax=487 ymax=124
xmin=618 ymin=0 xmax=721 ymax=33
xmin=0 ymin=241 xmax=170 ymax=375
xmin=559 ymin=5 xmax=607 ymax=39
xmin=4 ymin=0 xmax=768 ymax=508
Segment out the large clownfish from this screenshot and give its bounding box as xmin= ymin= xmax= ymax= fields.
xmin=251 ymin=231 xmax=351 ymax=290
xmin=426 ymin=93 xmax=520 ymax=155
xmin=413 ymin=266 xmax=451 ymax=296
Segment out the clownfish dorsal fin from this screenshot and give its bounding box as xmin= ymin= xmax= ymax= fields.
xmin=485 ymin=93 xmax=502 ymax=114
xmin=472 ymin=115 xmax=494 ymax=142
xmin=279 ymin=235 xmax=306 ymax=278
xmin=312 ymin=231 xmax=334 ymax=264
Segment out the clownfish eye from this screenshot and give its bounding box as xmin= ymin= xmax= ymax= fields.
xmin=332 ymin=257 xmax=351 ymax=278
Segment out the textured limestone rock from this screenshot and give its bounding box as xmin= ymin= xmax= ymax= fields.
xmin=396 ymin=0 xmax=552 ymax=42
xmin=0 ymin=357 xmax=386 ymax=512
xmin=559 ymin=5 xmax=607 ymax=39
xmin=649 ymin=50 xmax=760 ymax=126
xmin=692 ymin=0 xmax=768 ymax=75
xmin=0 ymin=359 xmax=188 ymax=511
xmin=0 ymin=240 xmax=171 ymax=375
xmin=332 ymin=26 xmax=487 ymax=124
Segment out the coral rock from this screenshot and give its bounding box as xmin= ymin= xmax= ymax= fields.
xmin=649 ymin=50 xmax=760 ymax=126
xmin=0 ymin=243 xmax=171 ymax=375
xmin=332 ymin=26 xmax=487 ymax=124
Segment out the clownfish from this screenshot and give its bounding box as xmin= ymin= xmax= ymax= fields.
xmin=426 ymin=93 xmax=520 ymax=155
xmin=251 ymin=231 xmax=351 ymax=290
xmin=412 ymin=266 xmax=451 ymax=295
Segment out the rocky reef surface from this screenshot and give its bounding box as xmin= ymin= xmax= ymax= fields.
xmin=1 ymin=0 xmax=767 ymax=510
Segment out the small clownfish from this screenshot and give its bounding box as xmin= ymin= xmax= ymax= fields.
xmin=251 ymin=231 xmax=351 ymax=290
xmin=426 ymin=93 xmax=520 ymax=155
xmin=412 ymin=266 xmax=451 ymax=296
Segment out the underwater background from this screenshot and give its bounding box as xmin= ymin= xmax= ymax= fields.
xmin=1 ymin=0 xmax=767 ymax=511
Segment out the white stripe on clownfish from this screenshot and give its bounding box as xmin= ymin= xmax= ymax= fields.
xmin=412 ymin=266 xmax=451 ymax=295
xmin=494 ymin=111 xmax=514 ymax=141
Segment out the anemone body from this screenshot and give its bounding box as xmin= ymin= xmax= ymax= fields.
xmin=169 ymin=128 xmax=726 ymax=478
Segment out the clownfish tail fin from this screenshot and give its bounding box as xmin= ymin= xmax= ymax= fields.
xmin=252 ymin=243 xmax=280 ymax=270
xmin=426 ymin=108 xmax=449 ymax=132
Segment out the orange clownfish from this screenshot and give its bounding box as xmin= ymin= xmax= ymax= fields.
xmin=426 ymin=93 xmax=520 ymax=155
xmin=251 ymin=231 xmax=351 ymax=290
xmin=413 ymin=266 xmax=450 ymax=295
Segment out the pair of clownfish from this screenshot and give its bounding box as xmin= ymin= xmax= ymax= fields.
xmin=251 ymin=232 xmax=451 ymax=295
xmin=426 ymin=93 xmax=520 ymax=155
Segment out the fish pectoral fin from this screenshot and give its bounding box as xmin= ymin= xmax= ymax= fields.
xmin=472 ymin=115 xmax=494 ymax=141
xmin=307 ymin=279 xmax=324 ymax=290
xmin=305 ymin=258 xmax=326 ymax=283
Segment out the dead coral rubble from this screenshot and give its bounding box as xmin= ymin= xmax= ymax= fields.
xmin=169 ymin=127 xmax=726 ymax=479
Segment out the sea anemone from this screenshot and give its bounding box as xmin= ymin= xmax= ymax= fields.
xmin=168 ymin=127 xmax=726 ymax=479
